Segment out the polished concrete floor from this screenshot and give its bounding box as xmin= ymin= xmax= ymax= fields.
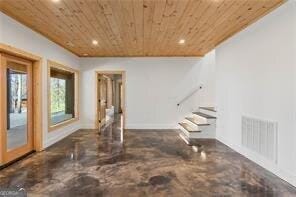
xmin=0 ymin=116 xmax=296 ymax=196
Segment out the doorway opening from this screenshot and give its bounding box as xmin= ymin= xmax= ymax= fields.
xmin=95 ymin=71 xmax=126 ymax=130
xmin=0 ymin=44 xmax=43 ymax=167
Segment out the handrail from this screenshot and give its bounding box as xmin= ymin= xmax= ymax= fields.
xmin=177 ymin=85 xmax=203 ymax=106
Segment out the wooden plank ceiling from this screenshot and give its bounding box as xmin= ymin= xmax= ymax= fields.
xmin=0 ymin=0 xmax=284 ymax=57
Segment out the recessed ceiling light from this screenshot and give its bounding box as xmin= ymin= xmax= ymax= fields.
xmin=92 ymin=40 xmax=98 ymax=45
xmin=52 ymin=0 xmax=60 ymax=3
xmin=179 ymin=39 xmax=185 ymax=44
xmin=83 ymin=53 xmax=89 ymax=56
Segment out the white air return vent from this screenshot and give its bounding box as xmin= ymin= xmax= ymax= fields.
xmin=242 ymin=116 xmax=278 ymax=163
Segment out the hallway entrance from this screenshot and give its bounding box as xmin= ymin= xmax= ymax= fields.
xmin=95 ymin=71 xmax=126 ymax=131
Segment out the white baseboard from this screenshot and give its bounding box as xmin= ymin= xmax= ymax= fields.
xmin=44 ymin=124 xmax=81 ymax=148
xmin=126 ymin=124 xmax=177 ymax=130
xmin=217 ymin=135 xmax=296 ymax=187
xmin=81 ymin=123 xmax=177 ymax=130
xmin=80 ymin=123 xmax=96 ymax=129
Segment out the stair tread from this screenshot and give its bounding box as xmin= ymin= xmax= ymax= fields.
xmin=193 ymin=112 xmax=216 ymax=119
xmin=179 ymin=122 xmax=201 ymax=133
xmin=199 ymin=107 xmax=217 ymax=112
xmin=185 ymin=117 xmax=210 ymax=126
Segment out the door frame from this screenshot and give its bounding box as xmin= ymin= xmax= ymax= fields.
xmin=1 ymin=54 xmax=34 ymax=163
xmin=97 ymin=75 xmax=108 ymax=127
xmin=95 ymin=71 xmax=126 ymax=130
xmin=0 ymin=43 xmax=43 ymax=165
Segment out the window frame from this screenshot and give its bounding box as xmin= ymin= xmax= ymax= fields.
xmin=47 ymin=60 xmax=79 ymax=132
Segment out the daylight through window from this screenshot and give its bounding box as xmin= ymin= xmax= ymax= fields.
xmin=49 ymin=65 xmax=77 ymax=127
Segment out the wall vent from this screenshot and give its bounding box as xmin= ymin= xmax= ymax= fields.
xmin=242 ymin=116 xmax=278 ymax=163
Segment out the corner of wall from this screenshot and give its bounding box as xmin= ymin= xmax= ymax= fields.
xmin=198 ymin=49 xmax=217 ymax=107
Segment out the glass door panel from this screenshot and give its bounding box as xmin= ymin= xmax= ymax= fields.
xmin=7 ymin=68 xmax=28 ymax=150
xmin=0 ymin=54 xmax=33 ymax=165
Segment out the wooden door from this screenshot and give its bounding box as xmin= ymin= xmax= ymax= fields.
xmin=98 ymin=75 xmax=107 ymax=128
xmin=0 ymin=54 xmax=33 ymax=164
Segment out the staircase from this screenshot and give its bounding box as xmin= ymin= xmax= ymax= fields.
xmin=178 ymin=107 xmax=217 ymax=145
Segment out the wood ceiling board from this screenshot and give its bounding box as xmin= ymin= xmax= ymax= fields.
xmin=0 ymin=0 xmax=285 ymax=57
xmin=197 ymin=0 xmax=286 ymax=54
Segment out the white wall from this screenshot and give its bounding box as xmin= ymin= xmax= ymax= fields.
xmin=215 ymin=1 xmax=296 ymax=186
xmin=197 ymin=50 xmax=216 ymax=107
xmin=80 ymin=51 xmax=216 ymax=129
xmin=0 ymin=12 xmax=80 ymax=148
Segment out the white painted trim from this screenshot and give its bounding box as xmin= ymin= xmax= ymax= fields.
xmin=44 ymin=124 xmax=81 ymax=148
xmin=217 ymin=136 xmax=296 ymax=187
xmin=80 ymin=124 xmax=97 ymax=129
xmin=80 ymin=123 xmax=178 ymax=130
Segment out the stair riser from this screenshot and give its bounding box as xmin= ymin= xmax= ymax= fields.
xmin=192 ymin=114 xmax=216 ymax=124
xmin=199 ymin=108 xmax=216 ymax=117
xmin=179 ymin=125 xmax=216 ymax=139
xmin=183 ymin=119 xmax=208 ymax=130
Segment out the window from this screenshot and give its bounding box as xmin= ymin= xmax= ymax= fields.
xmin=48 ymin=60 xmax=79 ymax=131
